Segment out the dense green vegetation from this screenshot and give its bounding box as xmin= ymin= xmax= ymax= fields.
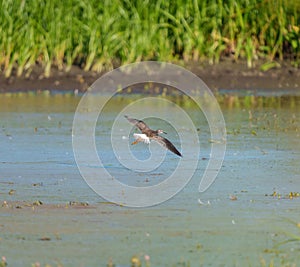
xmin=0 ymin=0 xmax=299 ymax=77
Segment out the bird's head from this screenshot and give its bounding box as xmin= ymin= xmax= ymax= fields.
xmin=157 ymin=129 xmax=167 ymax=134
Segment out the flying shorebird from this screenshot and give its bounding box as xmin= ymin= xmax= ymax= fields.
xmin=125 ymin=115 xmax=182 ymax=157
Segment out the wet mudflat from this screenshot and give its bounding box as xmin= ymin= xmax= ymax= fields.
xmin=0 ymin=92 xmax=300 ymax=266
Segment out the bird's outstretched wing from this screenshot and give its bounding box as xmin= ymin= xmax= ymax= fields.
xmin=151 ymin=135 xmax=182 ymax=157
xmin=124 ymin=115 xmax=150 ymax=132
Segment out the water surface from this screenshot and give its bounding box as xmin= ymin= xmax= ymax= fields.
xmin=0 ymin=92 xmax=300 ymax=266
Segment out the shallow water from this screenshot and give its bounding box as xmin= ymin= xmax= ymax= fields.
xmin=0 ymin=92 xmax=300 ymax=266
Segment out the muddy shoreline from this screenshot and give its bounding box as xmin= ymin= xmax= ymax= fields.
xmin=0 ymin=60 xmax=299 ymax=93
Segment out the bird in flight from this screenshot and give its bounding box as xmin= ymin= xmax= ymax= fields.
xmin=125 ymin=115 xmax=182 ymax=157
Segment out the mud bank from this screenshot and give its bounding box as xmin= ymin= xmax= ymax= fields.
xmin=0 ymin=60 xmax=299 ymax=93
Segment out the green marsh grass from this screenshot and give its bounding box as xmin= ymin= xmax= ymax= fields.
xmin=0 ymin=0 xmax=299 ymax=77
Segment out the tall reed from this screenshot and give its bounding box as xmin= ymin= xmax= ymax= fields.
xmin=0 ymin=0 xmax=299 ymax=77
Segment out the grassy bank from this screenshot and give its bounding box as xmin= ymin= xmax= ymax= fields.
xmin=0 ymin=0 xmax=299 ymax=78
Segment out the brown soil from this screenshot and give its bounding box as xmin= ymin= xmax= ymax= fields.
xmin=0 ymin=59 xmax=299 ymax=93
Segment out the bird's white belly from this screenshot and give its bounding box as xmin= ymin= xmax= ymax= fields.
xmin=133 ymin=133 xmax=150 ymax=144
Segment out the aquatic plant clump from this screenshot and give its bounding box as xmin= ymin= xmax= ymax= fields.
xmin=0 ymin=0 xmax=299 ymax=77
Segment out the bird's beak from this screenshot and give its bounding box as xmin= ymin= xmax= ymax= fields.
xmin=163 ymin=131 xmax=167 ymax=134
